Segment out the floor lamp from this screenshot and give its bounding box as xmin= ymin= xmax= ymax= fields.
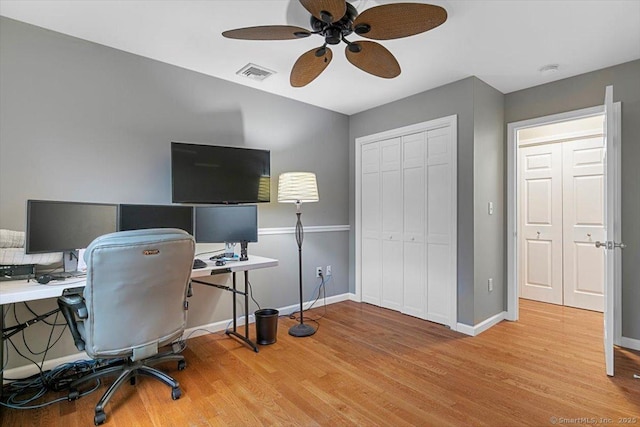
xmin=278 ymin=172 xmax=319 ymax=337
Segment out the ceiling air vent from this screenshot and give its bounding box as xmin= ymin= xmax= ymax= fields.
xmin=236 ymin=63 xmax=276 ymax=81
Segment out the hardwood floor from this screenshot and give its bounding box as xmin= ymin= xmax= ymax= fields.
xmin=2 ymin=299 xmax=639 ymax=426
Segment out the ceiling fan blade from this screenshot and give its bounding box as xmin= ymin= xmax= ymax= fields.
xmin=352 ymin=3 xmax=447 ymax=40
xmin=345 ymin=41 xmax=400 ymax=79
xmin=290 ymin=46 xmax=333 ymax=87
xmin=222 ymin=25 xmax=311 ymax=40
xmin=299 ymin=0 xmax=347 ymax=23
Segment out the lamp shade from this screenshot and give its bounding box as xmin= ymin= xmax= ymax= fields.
xmin=277 ymin=172 xmax=319 ymax=203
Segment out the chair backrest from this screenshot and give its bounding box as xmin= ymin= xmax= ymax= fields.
xmin=81 ymin=228 xmax=195 ymax=360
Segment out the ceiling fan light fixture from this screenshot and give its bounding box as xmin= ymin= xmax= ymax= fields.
xmin=320 ymin=10 xmax=334 ymax=23
xmin=354 ymin=23 xmax=370 ymax=35
xmin=347 ymin=43 xmax=362 ymax=53
xmin=224 ymin=0 xmax=448 ymax=87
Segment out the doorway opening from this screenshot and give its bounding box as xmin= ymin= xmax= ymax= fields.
xmin=517 ymin=114 xmax=605 ymax=312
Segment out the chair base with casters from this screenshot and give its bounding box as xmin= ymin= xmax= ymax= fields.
xmin=67 ymin=349 xmax=186 ymax=425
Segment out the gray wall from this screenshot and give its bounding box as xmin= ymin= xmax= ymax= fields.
xmin=472 ymin=79 xmax=505 ymax=324
xmin=0 ymin=17 xmax=350 ymax=369
xmin=505 ymin=60 xmax=640 ymax=340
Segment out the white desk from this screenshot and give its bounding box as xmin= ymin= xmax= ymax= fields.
xmin=0 ymin=255 xmax=278 ymax=304
xmin=0 ymin=255 xmax=278 ymax=384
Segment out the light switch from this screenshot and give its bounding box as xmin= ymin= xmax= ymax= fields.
xmin=488 ymin=202 xmax=494 ymax=215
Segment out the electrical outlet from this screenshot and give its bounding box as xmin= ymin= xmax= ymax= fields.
xmin=326 ymin=265 xmax=332 ymax=276
xmin=316 ymin=267 xmax=323 ymax=278
xmin=488 ymin=278 xmax=493 ymax=292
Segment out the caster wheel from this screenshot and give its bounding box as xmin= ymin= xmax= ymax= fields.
xmin=130 ymin=376 xmax=137 ymax=386
xmin=171 ymin=387 xmax=182 ymax=400
xmin=68 ymin=388 xmax=80 ymax=401
xmin=177 ymin=360 xmax=186 ymax=371
xmin=94 ymin=411 xmax=106 ymax=425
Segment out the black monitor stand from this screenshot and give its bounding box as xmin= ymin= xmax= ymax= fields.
xmin=240 ymin=241 xmax=248 ymax=261
xmin=56 ymin=250 xmax=83 ymax=278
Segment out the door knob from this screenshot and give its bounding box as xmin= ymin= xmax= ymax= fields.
xmin=596 ymin=241 xmax=627 ymax=249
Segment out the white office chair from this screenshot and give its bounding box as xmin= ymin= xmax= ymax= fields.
xmin=57 ymin=228 xmax=195 ymax=425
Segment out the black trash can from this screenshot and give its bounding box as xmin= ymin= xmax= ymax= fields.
xmin=255 ymin=308 xmax=279 ymax=345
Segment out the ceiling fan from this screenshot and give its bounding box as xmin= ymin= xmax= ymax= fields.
xmin=222 ymin=0 xmax=447 ymax=87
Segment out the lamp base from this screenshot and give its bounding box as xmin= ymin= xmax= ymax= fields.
xmin=288 ymin=323 xmax=316 ymax=337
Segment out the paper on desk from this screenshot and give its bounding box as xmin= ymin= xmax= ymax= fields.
xmin=77 ymin=249 xmax=87 ymax=272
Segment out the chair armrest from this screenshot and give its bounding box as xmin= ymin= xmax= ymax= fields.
xmin=57 ymin=294 xmax=87 ymax=351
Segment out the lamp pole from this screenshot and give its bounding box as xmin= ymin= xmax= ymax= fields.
xmin=289 ymin=200 xmax=316 ymax=337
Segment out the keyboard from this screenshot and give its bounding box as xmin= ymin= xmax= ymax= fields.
xmin=193 ymin=259 xmax=207 ymax=269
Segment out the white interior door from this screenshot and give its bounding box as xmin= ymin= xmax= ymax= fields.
xmin=602 ymin=85 xmax=620 ymax=377
xmin=562 ymin=137 xmax=605 ymax=311
xmin=519 ymin=143 xmax=563 ymax=305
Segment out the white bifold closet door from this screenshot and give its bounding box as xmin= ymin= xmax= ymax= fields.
xmin=360 ymin=123 xmax=454 ymax=327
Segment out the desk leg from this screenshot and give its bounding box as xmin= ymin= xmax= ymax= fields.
xmin=225 ymin=271 xmax=259 ymax=353
xmin=232 ymin=272 xmax=237 ymax=333
xmin=1 ymin=304 xmax=4 ymax=396
xmin=244 ymin=271 xmax=249 ymax=340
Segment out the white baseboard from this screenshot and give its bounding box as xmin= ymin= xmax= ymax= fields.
xmin=348 ymin=292 xmax=359 ymax=302
xmin=4 ymin=292 xmax=353 ymax=382
xmin=456 ymin=311 xmax=507 ymax=337
xmin=620 ymin=336 xmax=640 ymax=351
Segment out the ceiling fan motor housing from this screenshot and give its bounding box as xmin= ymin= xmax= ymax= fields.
xmin=310 ymin=3 xmax=359 ymax=45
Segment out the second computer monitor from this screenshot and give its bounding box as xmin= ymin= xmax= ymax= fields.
xmin=195 ymin=205 xmax=257 ymax=256
xmin=119 ymin=204 xmax=194 ymax=234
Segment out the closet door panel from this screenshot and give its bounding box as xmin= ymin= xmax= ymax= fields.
xmin=519 ymin=143 xmax=563 ymax=305
xmin=402 ymin=132 xmax=425 ymax=317
xmin=360 ymin=142 xmax=382 ymax=305
xmin=563 ymin=137 xmax=605 ymax=312
xmin=381 ymin=138 xmax=403 ymax=311
xmin=425 ymin=127 xmax=453 ymax=324
xmin=426 ymin=243 xmax=451 ymax=325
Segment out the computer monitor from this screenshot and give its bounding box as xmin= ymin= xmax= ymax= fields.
xmin=26 ymin=200 xmax=119 ymax=276
xmin=195 ymin=205 xmax=258 ymax=258
xmin=119 ymin=204 xmax=194 ymax=235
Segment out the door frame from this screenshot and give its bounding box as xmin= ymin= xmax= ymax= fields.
xmin=506 ymin=104 xmax=622 ymax=344
xmin=355 ymin=114 xmax=458 ymax=330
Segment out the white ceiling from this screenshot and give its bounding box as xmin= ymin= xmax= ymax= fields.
xmin=1 ymin=0 xmax=639 ymax=115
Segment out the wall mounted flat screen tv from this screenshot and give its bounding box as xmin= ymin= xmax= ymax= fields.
xmin=171 ymin=142 xmax=270 ymax=204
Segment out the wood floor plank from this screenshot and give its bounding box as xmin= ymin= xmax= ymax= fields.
xmin=2 ymin=299 xmax=639 ymax=426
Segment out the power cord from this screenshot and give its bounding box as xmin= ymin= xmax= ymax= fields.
xmin=1 ymin=359 xmax=104 ymax=409
xmin=288 ymin=272 xmax=329 ymax=325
